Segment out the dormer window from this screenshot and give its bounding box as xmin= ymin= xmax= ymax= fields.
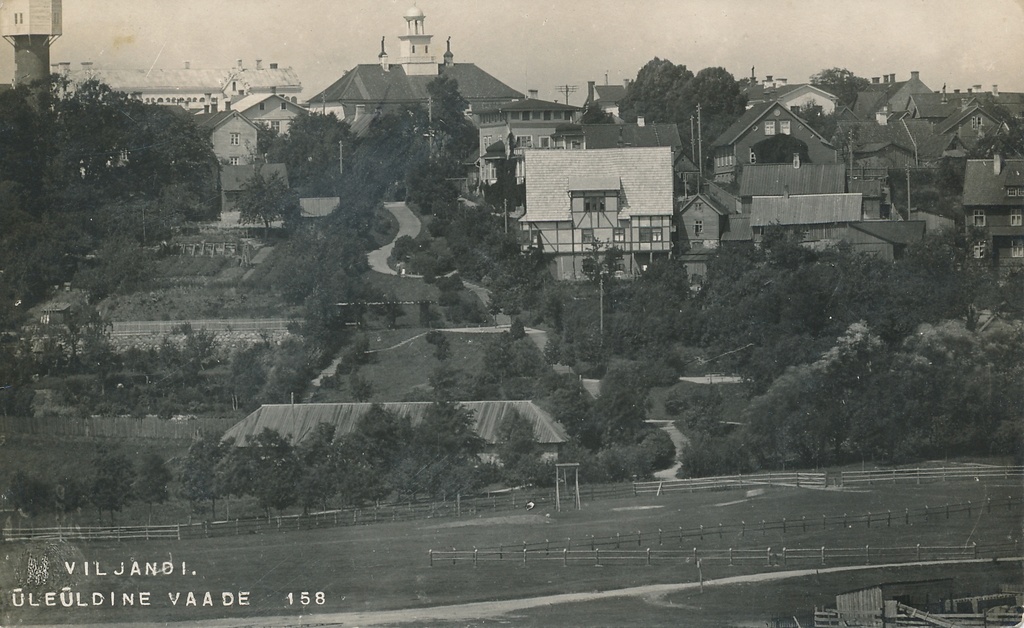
xmin=971 ymin=115 xmax=983 ymax=130
xmin=584 ymin=195 xmax=606 ymax=213
xmin=1007 ymin=187 xmax=1024 ymax=197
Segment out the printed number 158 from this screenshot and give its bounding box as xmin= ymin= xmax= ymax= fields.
xmin=287 ymin=592 xmax=325 ymax=605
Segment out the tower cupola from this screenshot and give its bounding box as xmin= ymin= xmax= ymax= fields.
xmin=398 ymin=5 xmax=437 ymax=76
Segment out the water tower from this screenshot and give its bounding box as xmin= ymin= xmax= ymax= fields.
xmin=1 ymin=0 xmax=62 ymax=86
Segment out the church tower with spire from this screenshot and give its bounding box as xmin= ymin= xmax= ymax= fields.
xmin=397 ymin=5 xmax=438 ymax=76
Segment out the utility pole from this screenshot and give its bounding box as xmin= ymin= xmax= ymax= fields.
xmin=905 ymin=167 xmax=911 ymax=220
xmin=339 ymin=141 xmax=344 ymax=175
xmin=696 ymin=103 xmax=704 ymax=194
xmin=555 ymin=85 xmax=578 ymax=106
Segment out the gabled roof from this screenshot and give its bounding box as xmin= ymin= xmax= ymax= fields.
xmin=935 ymin=104 xmax=1002 ymax=135
xmin=747 ymin=83 xmax=838 ymax=106
xmin=194 ymin=110 xmax=260 ymax=132
xmin=221 ymin=401 xmax=568 ymax=446
xmin=963 ymin=159 xmax=1024 ymax=206
xmin=220 ymin=163 xmax=289 ymax=192
xmin=839 ymin=119 xmax=954 ymax=162
xmin=232 ymin=66 xmax=302 ymax=92
xmin=909 ymin=92 xmax=968 ymax=119
xmin=849 ymin=220 xmax=926 ymax=244
xmin=578 ymin=123 xmax=682 ymax=149
xmin=750 ymin=193 xmax=863 ymax=227
xmin=592 ymin=83 xmax=627 ymax=106
xmin=711 ymin=101 xmax=831 ymax=148
xmin=739 ymin=164 xmax=846 ymax=197
xmin=307 ymin=63 xmax=523 ymax=106
xmin=522 ymin=147 xmax=674 ymax=222
xmin=230 ymin=93 xmax=306 ymax=115
xmin=679 ymin=193 xmax=729 ymax=216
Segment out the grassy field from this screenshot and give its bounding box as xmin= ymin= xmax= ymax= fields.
xmin=310 ymin=328 xmax=494 ymax=402
xmin=2 ymin=478 xmax=1020 ymax=626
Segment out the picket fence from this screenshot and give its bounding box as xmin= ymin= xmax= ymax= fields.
xmin=3 ymin=524 xmax=180 ymax=542
xmin=633 ymin=471 xmax=826 ymax=495
xmin=838 ymin=465 xmax=1024 ymax=486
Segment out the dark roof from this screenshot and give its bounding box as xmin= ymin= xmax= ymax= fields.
xmin=721 ymin=214 xmax=752 ymax=241
xmin=711 ymin=101 xmax=831 ymax=149
xmin=220 ymin=163 xmax=289 ymax=192
xmin=581 ymin=123 xmax=682 ymax=149
xmin=222 ymin=401 xmax=569 ymax=447
xmin=679 ymin=192 xmax=729 ymax=216
xmin=840 ymin=119 xmax=954 ymax=162
xmin=848 ymin=177 xmax=883 ymax=198
xmin=477 ymin=97 xmax=578 ymax=113
xmin=849 ymin=220 xmax=926 ymax=244
xmin=308 ymin=63 xmax=523 ymax=106
xmin=592 ymin=83 xmax=626 ymax=104
xmin=909 ymin=92 xmax=968 ymax=119
xmin=935 ymin=104 xmax=1001 ymax=135
xmin=853 ymin=82 xmax=908 ymax=119
xmin=194 ymin=110 xmax=258 ymax=131
xmin=705 ymin=181 xmax=740 ymax=214
xmin=739 ymin=164 xmax=847 ymax=197
xmin=963 ymin=158 xmax=1024 ymax=206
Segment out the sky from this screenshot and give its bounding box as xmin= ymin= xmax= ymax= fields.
xmin=3 ymin=0 xmax=1023 ymax=105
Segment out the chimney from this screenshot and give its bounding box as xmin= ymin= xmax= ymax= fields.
xmin=967 ymin=88 xmax=973 ymax=94
xmin=890 ymin=73 xmax=896 ymax=83
xmin=237 ymin=59 xmax=243 ymax=70
xmin=528 ymin=89 xmax=539 ymax=99
xmin=876 ymin=105 xmax=889 ymax=125
xmin=587 ymin=80 xmax=595 ymax=103
xmin=355 ymin=104 xmax=365 ymax=121
xmin=81 ymin=61 xmax=93 ymax=70
xmin=443 ymin=36 xmax=454 ymax=67
xmin=992 ymin=84 xmax=999 ymax=97
xmin=623 ymin=79 xmax=631 ymax=89
xmin=872 ymin=77 xmax=880 ymax=84
xmin=973 ymin=84 xmax=982 ymax=93
xmin=910 ymin=71 xmax=919 ymax=81
xmin=184 ymin=60 xmax=190 ymax=70
xmin=994 ymin=154 xmax=1002 ymax=175
xmin=637 ymin=116 xmax=645 ymax=127
xmin=783 ymin=184 xmax=790 ymax=199
xmin=256 ymin=59 xmax=263 ymax=70
xmin=270 ymin=63 xmax=278 ymax=70
xmin=379 ymin=37 xmax=389 ymax=71
xmin=777 ymin=78 xmax=787 ymax=86
xmin=210 ymin=97 xmax=218 ymax=113
xmin=954 ymin=89 xmax=960 ymax=94
xmin=792 ymin=153 xmax=801 ymax=169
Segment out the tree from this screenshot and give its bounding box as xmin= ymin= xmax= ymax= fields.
xmin=136 ymin=453 xmax=172 ymax=521
xmin=180 ymin=433 xmax=227 ymax=517
xmin=90 ymin=446 xmax=135 ymax=524
xmin=580 ymin=103 xmax=614 ymax=124
xmin=248 ymin=428 xmax=302 ymax=518
xmin=424 ymin=74 xmax=477 ymax=159
xmin=296 ymin=423 xmax=339 ymax=513
xmin=809 ymin=67 xmax=869 ymax=108
xmin=236 ymin=167 xmax=300 ymax=237
xmin=8 ymin=471 xmax=52 ymax=519
xmin=618 ymin=58 xmax=694 ymax=123
xmin=496 ymin=411 xmax=542 ymax=486
xmin=266 ymin=112 xmax=354 ymax=196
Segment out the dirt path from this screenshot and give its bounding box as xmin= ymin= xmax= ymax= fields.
xmin=366 ymin=202 xmax=422 ymax=275
xmin=648 ymin=419 xmax=689 ymax=480
xmin=81 ymin=558 xmax=1020 ymax=628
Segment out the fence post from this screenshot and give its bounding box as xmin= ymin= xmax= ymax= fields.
xmin=700 ymin=525 xmax=704 ymax=540
xmin=916 ymin=544 xmax=921 ymax=561
xmin=917 ymin=468 xmax=921 ymax=485
xmin=925 ymin=505 xmax=929 ymax=520
xmin=865 ymin=544 xmax=869 ymax=565
xmin=782 ymin=547 xmax=787 ymax=567
xmin=658 ymin=529 xmax=663 ymax=546
xmin=637 ymin=531 xmax=642 ymax=547
xmin=474 ymin=548 xmax=478 ymax=567
xmin=802 ymin=516 xmax=806 ymax=532
xmin=563 ymin=548 xmax=567 ymax=567
xmin=596 ymin=548 xmax=600 ymax=566
xmin=972 ymin=542 xmax=977 ymax=559
xmin=782 ymin=518 xmax=786 ymax=533
xmin=820 ymin=546 xmax=825 ymax=565
xmin=499 ymin=544 xmax=503 ymax=560
xmin=867 ymin=512 xmax=871 ymax=528
xmin=741 ymin=521 xmax=746 ymax=537
xmin=967 ymin=501 xmax=971 ymax=517
xmin=843 ymin=513 xmax=848 ymax=528
xmin=823 ymin=514 xmax=827 ymax=529
xmin=567 ymin=537 xmax=571 ymax=551
xmin=546 ymin=539 xmax=550 ymax=556
xmin=945 ymin=504 xmax=949 ymax=519
xmin=761 ymin=520 xmax=766 ymax=535
xmin=646 ymin=547 xmax=651 ymax=566
xmin=729 ymin=547 xmax=733 ymax=565
xmin=719 ymin=523 xmax=723 ymax=539
xmin=693 ymin=547 xmax=697 ymax=563
xmin=986 ymin=497 xmax=991 ymax=513
xmin=429 ymin=550 xmax=433 ymax=567
xmin=616 ymin=532 xmax=620 ymax=549
xmin=632 ymin=483 xmax=637 ymax=497
xmin=177 ymin=524 xmax=181 ymax=541
xmin=522 ymin=548 xmax=527 ymax=565
xmin=905 ymin=508 xmax=909 ymax=525
xmin=591 ymin=536 xmax=595 ymax=551
xmin=887 ymin=510 xmax=891 ymax=527
xmin=766 ymin=547 xmax=772 ymax=566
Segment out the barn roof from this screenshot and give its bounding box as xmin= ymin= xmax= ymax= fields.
xmin=222 ymin=401 xmax=569 ymax=446
xmin=750 ymin=193 xmax=862 ymax=226
xmin=739 ymin=164 xmax=847 ymax=197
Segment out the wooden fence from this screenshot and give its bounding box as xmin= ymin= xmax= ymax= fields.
xmin=0 ymin=415 xmax=238 ymax=440
xmin=427 ymin=540 xmax=1020 ymax=568
xmin=838 ymin=465 xmax=1024 ymax=486
xmin=3 ymin=524 xmax=180 ymax=542
xmin=815 ymin=603 xmax=1023 ymax=627
xmin=110 ymin=318 xmax=292 ymax=336
xmin=633 ymin=472 xmax=826 ymax=495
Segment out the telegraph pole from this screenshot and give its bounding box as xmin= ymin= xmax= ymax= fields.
xmin=696 ymin=103 xmax=704 ymax=193
xmin=555 ymin=85 xmax=578 ymax=106
xmin=339 ymin=141 xmax=344 ymax=175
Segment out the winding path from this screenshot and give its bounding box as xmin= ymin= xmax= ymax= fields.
xmin=366 ymin=202 xmax=422 ymax=275
xmin=80 ymin=558 xmax=1022 ymax=628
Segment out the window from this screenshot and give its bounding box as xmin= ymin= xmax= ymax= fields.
xmin=570 ymin=139 xmax=582 ymax=149
xmin=1012 ymin=209 xmax=1023 ymax=226
xmin=259 ymin=102 xmax=266 ymax=111
xmin=270 ymin=120 xmax=281 ymax=132
xmin=973 ymin=242 xmax=986 ymax=259
xmin=749 ymin=149 xmax=757 ymax=164
xmin=973 ymin=208 xmax=986 ymax=227
xmin=764 ymin=121 xmax=776 ymax=136
xmin=780 ymin=120 xmax=791 ymax=135
xmin=1008 ymin=187 xmax=1024 ymax=197
xmin=790 ymin=105 xmax=801 ymax=114
xmin=613 ymin=228 xmax=625 ymax=243
xmin=229 ymin=132 xmax=240 ymax=146
xmin=1013 ymin=240 xmax=1024 ymax=258
xmin=971 ymin=115 xmax=983 ymax=130
xmin=281 ymin=102 xmax=287 ymax=110
xmin=693 ymin=220 xmax=703 ymax=236
xmin=651 ymin=228 xmax=663 ymax=242
xmin=584 ymin=196 xmax=606 ymax=213
xmin=544 ymin=111 xmax=552 ymax=120
xmin=538 ymin=136 xmax=551 ymax=148
xmin=581 ymin=228 xmax=595 ymax=244
xmin=229 ymin=156 xmax=240 ymax=165
xmin=482 ymin=135 xmax=492 ymax=148
xmin=639 ymin=227 xmax=662 ymax=242
xmin=516 ymin=135 xmax=533 ymax=148
xmin=424 ymin=46 xmax=428 ymax=54
xmin=411 ymin=45 xmax=416 ymax=53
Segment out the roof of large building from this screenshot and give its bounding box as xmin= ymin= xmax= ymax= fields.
xmin=69 ymin=65 xmax=301 ymax=94
xmin=962 ymin=158 xmax=1024 ymax=206
xmin=739 ymin=164 xmax=846 ymax=197
xmin=750 ymin=193 xmax=863 ymax=227
xmin=307 ymin=63 xmax=523 ymax=107
xmin=521 ymin=147 xmax=674 ymax=222
xmin=221 ymin=401 xmax=568 ymax=447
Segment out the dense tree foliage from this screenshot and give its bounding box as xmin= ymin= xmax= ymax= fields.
xmin=809 ymin=67 xmax=870 ymax=108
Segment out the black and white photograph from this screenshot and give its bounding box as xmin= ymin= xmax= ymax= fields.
xmin=1 ymin=1 xmax=1022 ymax=626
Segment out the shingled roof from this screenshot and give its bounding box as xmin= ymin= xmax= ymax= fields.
xmin=521 ymin=147 xmax=674 ymax=222
xmin=580 ymin=123 xmax=682 ymax=149
xmin=963 ymin=158 xmax=1024 ymax=206
xmin=750 ymin=193 xmax=863 ymax=226
xmin=307 ymin=63 xmax=523 ymax=107
xmin=222 ymin=401 xmax=568 ymax=447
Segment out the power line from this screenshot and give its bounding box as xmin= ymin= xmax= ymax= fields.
xmin=554 ymin=85 xmax=578 ymax=106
